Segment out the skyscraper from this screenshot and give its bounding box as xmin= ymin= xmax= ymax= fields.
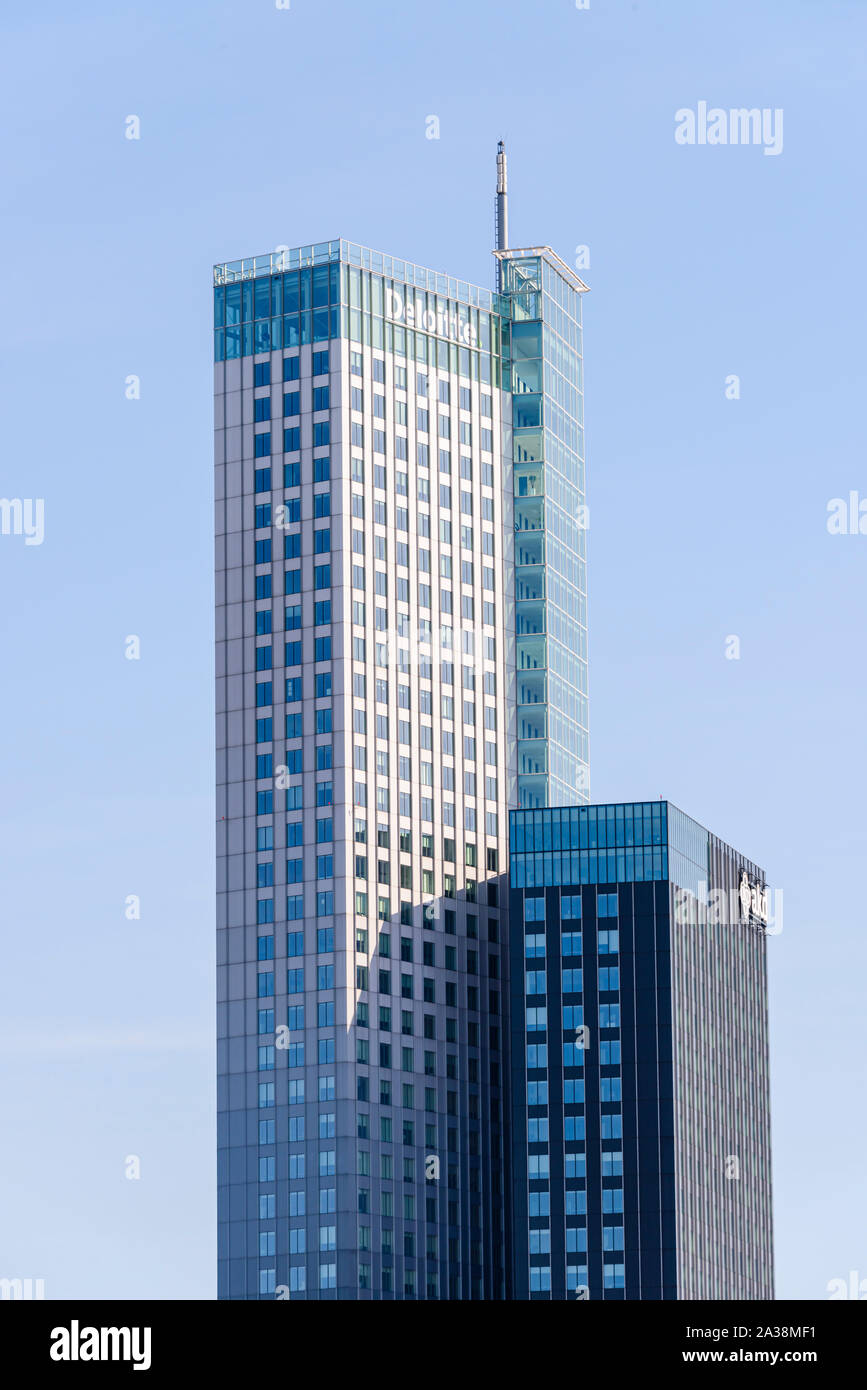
xmin=508 ymin=801 xmax=774 ymax=1300
xmin=214 ymin=148 xmax=589 ymax=1299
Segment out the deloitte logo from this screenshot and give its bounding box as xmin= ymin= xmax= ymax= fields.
xmin=385 ymin=288 xmax=477 ymax=347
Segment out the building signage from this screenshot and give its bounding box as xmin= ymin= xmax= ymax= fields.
xmin=385 ymin=288 xmax=476 ymax=348
xmin=739 ymin=870 xmax=769 ymax=925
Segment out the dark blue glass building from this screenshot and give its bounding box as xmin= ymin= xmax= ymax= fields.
xmin=508 ymin=801 xmax=774 ymax=1300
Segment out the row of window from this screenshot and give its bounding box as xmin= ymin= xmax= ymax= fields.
xmin=524 ymin=931 xmax=618 ymax=958
xmin=253 ymin=385 xmax=330 ymax=421
xmin=252 ymin=819 xmax=498 ymax=866
xmin=251 ymin=573 xmax=494 ymax=632
xmin=527 ymin=1152 xmax=624 ymax=1180
xmin=348 ymin=355 xmax=494 ymax=414
xmin=527 ymin=1184 xmax=624 ymax=1213
xmin=529 ymin=1227 xmax=624 ymax=1253
xmin=250 ymin=739 xmax=497 ymax=785
xmin=253 ymin=458 xmax=330 ymax=491
xmin=253 ymin=1180 xmax=469 ymax=1218
xmin=255 ymin=1029 xmax=500 ymax=1075
xmin=257 ymin=1114 xmax=439 ymax=1146
xmin=249 ymin=556 xmax=498 ymax=619
xmin=523 ymin=892 xmax=617 ymax=922
xmin=510 ymin=803 xmax=667 ymax=854
xmin=347 ymin=393 xmax=489 ymax=430
xmin=259 ymin=932 xmax=488 ymax=970
xmin=524 ymin=967 xmax=619 ymax=996
xmin=254 ymin=452 xmax=495 ymax=498
xmin=258 ymin=1227 xmax=452 ymax=1258
xmin=217 ymin=268 xmax=340 ymax=329
xmin=251 ymin=784 xmax=499 ymax=841
xmin=253 ymin=423 xmax=333 ymax=457
xmin=252 ymin=353 xmax=330 ymax=386
xmin=254 ymin=527 xmax=496 ymax=577
xmin=527 ymin=1041 xmax=621 ymax=1068
xmin=259 ymin=850 xmax=447 ymax=887
xmin=257 ymin=1264 xmax=464 ymax=1295
xmin=257 ymin=1057 xmax=491 ymax=1114
xmin=257 ymin=966 xmax=487 ymax=1009
xmin=248 ymin=353 xmax=494 ymax=410
xmin=253 ymin=875 xmax=496 ymax=922
xmin=530 ymin=1264 xmax=625 ymax=1293
xmin=255 ymin=422 xmax=497 ymax=461
xmin=512 ymin=849 xmax=668 ymax=889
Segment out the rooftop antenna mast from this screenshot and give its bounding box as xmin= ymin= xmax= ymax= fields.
xmin=495 ymin=139 xmax=509 ymax=289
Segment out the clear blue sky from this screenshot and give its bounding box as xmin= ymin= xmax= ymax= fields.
xmin=1 ymin=0 xmax=864 ymax=1301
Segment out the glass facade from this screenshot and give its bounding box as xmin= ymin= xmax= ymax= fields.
xmin=214 ymin=231 xmax=592 ymax=1300
xmin=215 ymin=240 xmax=517 ymax=1301
xmin=216 ymin=239 xmax=589 ymax=816
xmin=510 ymin=802 xmax=668 ymax=887
xmin=213 ymin=225 xmax=774 ymax=1303
xmin=508 ymin=802 xmax=773 ymax=1300
xmin=498 ymin=250 xmax=589 ymax=809
xmin=214 ymin=240 xmax=501 ymax=386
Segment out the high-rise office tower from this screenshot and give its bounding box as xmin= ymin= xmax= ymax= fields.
xmin=214 ymin=147 xmax=589 ymax=1299
xmin=508 ymin=801 xmax=774 ymax=1300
